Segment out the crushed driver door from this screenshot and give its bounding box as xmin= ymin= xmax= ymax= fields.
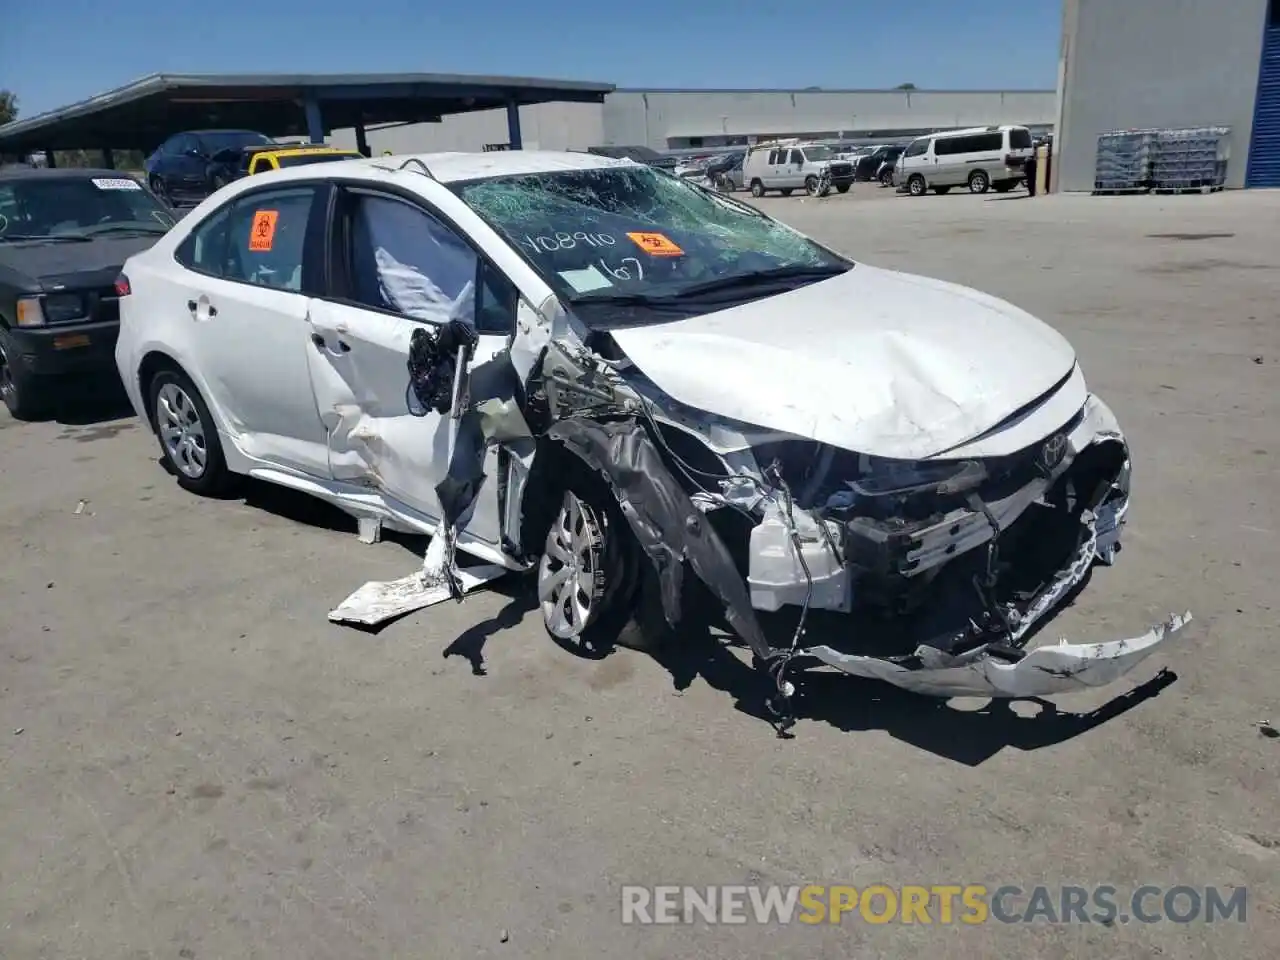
xmin=303 ymin=296 xmax=509 ymax=545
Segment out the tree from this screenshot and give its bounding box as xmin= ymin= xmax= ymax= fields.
xmin=0 ymin=90 xmax=17 ymax=126
xmin=895 ymin=83 xmax=917 ymax=91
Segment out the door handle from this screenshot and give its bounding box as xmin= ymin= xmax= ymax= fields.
xmin=187 ymin=299 xmax=217 ymax=317
xmin=311 ymin=332 xmax=350 ymax=353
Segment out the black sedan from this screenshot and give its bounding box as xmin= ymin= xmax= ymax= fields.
xmin=0 ymin=167 xmax=174 ymax=419
xmin=855 ymin=144 xmax=906 ymax=182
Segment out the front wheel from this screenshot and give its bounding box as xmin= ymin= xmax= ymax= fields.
xmin=836 ymin=183 xmax=851 ymax=194
xmin=148 ymin=367 xmax=231 ymax=495
xmin=0 ymin=337 xmax=48 ymax=421
xmin=879 ymin=169 xmax=894 ymax=186
xmin=537 ymin=481 xmax=662 ymax=656
xmin=908 ymin=175 xmax=927 ymax=197
xmin=750 ymin=180 xmax=765 ymax=198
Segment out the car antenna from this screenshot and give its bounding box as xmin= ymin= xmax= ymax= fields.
xmin=398 ymin=157 xmax=436 ymax=180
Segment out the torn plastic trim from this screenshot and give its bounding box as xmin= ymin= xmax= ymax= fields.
xmin=545 ymin=415 xmax=775 ymax=663
xmin=803 ymin=611 xmax=1190 ymax=698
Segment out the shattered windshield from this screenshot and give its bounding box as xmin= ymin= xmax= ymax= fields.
xmin=0 ymin=176 xmax=174 ymax=241
xmin=453 ymin=165 xmax=850 ymax=318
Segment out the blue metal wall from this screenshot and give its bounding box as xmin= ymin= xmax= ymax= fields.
xmin=1247 ymin=12 xmax=1280 ymax=186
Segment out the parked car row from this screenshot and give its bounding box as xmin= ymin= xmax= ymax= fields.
xmin=144 ymin=129 xmax=360 ymax=207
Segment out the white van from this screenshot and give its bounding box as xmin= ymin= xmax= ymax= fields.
xmin=895 ymin=125 xmax=1034 ymax=196
xmin=742 ymin=140 xmax=856 ymax=197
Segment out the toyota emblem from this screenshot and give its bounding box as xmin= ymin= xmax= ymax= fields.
xmin=1038 ymin=433 xmax=1068 ymax=473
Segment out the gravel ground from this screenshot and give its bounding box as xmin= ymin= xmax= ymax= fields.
xmin=1 ymin=184 xmax=1277 ymax=960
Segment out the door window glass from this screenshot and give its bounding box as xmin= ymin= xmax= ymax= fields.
xmin=904 ymin=139 xmax=929 ymax=158
xmin=177 ymin=186 xmax=315 ymax=289
xmin=789 ymin=149 xmax=805 ymax=164
xmin=343 ymin=193 xmax=486 ymax=329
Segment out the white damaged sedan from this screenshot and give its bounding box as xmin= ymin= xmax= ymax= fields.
xmin=114 ymin=150 xmax=1188 ymax=721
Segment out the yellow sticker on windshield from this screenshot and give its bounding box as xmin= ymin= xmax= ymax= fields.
xmin=248 ymin=210 xmax=279 ymax=252
xmin=627 ymin=232 xmax=684 ymax=257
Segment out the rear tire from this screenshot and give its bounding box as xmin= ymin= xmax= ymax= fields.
xmin=879 ymin=169 xmax=894 ymax=186
xmin=780 ymin=188 xmax=794 ymax=197
xmin=750 ymin=180 xmax=765 ymax=198
xmin=934 ymin=185 xmax=952 ymax=195
xmin=993 ymin=182 xmax=1013 ymax=193
xmin=968 ymin=170 xmax=990 ymax=194
xmin=836 ymin=183 xmax=851 ymax=194
xmin=148 ymin=175 xmax=171 ymax=206
xmin=146 ymin=366 xmax=231 ymax=496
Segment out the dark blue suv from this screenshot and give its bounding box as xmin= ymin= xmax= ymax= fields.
xmin=144 ymin=129 xmax=274 ymax=206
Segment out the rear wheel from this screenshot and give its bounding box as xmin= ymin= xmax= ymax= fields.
xmin=908 ymin=175 xmax=927 ymax=196
xmin=934 ymin=185 xmax=952 ymax=195
xmin=879 ymin=169 xmax=894 ymax=186
xmin=968 ymin=170 xmax=990 ymax=194
xmin=993 ymin=182 xmax=1013 ymax=193
xmin=780 ymin=188 xmax=794 ymax=197
xmin=750 ymin=180 xmax=765 ymax=198
xmin=147 ymin=367 xmax=231 ymax=496
xmin=148 ymin=175 xmax=171 ymax=206
xmin=836 ymin=183 xmax=851 ymax=194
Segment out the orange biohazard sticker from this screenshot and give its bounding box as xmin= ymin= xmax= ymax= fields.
xmin=627 ymin=231 xmax=684 ymax=257
xmin=248 ymin=210 xmax=279 ymax=252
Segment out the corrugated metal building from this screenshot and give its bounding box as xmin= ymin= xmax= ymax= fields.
xmin=1054 ymin=0 xmax=1280 ymax=191
xmin=332 ymin=88 xmax=1056 ymax=155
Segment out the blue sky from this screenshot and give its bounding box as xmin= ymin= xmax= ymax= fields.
xmin=2 ymin=0 xmax=1060 ymax=118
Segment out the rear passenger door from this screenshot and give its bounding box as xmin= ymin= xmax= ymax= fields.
xmin=304 ymin=185 xmax=517 ymax=542
xmin=171 ymin=183 xmax=332 ymax=476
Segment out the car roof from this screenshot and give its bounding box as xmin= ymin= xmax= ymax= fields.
xmin=278 ymin=149 xmax=634 ymax=184
xmin=0 ymin=166 xmax=136 ymax=182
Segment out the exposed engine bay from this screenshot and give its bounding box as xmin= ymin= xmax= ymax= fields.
xmin=333 ymin=298 xmax=1189 ymax=733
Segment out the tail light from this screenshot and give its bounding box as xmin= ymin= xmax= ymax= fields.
xmin=114 ymin=273 xmax=131 ymax=297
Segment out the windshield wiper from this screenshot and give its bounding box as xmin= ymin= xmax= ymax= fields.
xmin=666 ymin=263 xmax=850 ymax=299
xmin=83 ymin=223 xmax=170 ymax=236
xmin=0 ymin=233 xmax=93 ymax=243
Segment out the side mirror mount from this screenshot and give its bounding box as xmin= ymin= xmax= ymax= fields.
xmin=186 ymin=148 xmax=205 ymax=159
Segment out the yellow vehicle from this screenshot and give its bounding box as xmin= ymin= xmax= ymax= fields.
xmin=245 ymin=145 xmax=362 ymax=175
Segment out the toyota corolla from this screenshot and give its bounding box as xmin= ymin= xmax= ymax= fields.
xmin=113 ymin=150 xmax=1188 ymax=725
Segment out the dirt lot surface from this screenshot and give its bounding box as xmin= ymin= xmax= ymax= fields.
xmin=2 ymin=185 xmax=1278 ymax=959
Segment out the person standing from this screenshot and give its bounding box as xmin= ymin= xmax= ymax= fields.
xmin=1025 ymin=146 xmax=1039 ymax=197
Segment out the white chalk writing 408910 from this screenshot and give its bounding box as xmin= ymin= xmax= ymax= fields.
xmin=520 ymin=231 xmax=616 ymax=256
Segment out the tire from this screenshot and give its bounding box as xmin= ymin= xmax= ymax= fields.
xmin=908 ymin=175 xmax=927 ymax=197
xmin=804 ymin=176 xmax=820 ymax=196
xmin=0 ymin=336 xmax=49 ymax=421
xmin=968 ymin=170 xmax=990 ymax=194
xmin=879 ymin=169 xmax=894 ymax=187
xmin=934 ymin=186 xmax=952 ymax=195
xmin=146 ymin=366 xmax=231 ymax=496
xmin=836 ymin=184 xmax=851 ymax=194
xmin=536 ymin=472 xmax=665 ymax=657
xmin=148 ymin=175 xmax=171 ymax=206
xmin=780 ymin=188 xmax=794 ymax=197
xmin=993 ymin=182 xmax=1013 ymax=193
xmin=750 ymin=180 xmax=765 ymax=198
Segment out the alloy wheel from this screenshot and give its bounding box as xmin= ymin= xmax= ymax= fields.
xmin=538 ymin=491 xmax=605 ymax=640
xmin=156 ymin=382 xmax=208 ymax=479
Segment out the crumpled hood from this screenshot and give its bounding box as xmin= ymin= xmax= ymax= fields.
xmin=0 ymin=235 xmax=160 ymax=289
xmin=607 ymin=264 xmax=1078 ymax=459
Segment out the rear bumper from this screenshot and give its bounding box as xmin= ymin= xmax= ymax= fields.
xmin=4 ymin=320 xmax=120 ymax=377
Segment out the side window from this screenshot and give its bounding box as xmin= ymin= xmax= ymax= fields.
xmin=790 ymin=149 xmax=805 ymax=164
xmin=975 ymin=133 xmax=1003 ymax=152
xmin=342 ymin=192 xmax=500 ymax=330
xmin=766 ymin=150 xmax=779 ymax=164
xmin=904 ymin=139 xmax=929 ymax=158
xmin=934 ymin=138 xmax=957 ymax=156
xmin=1008 ymin=128 xmax=1033 ymax=150
xmin=175 ymin=205 xmax=233 ymax=276
xmin=222 ymin=187 xmax=315 ymax=290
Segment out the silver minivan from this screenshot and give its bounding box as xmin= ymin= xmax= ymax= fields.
xmin=896 ymin=125 xmax=1034 ymax=196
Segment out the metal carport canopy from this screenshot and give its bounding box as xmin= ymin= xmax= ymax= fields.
xmin=0 ymin=72 xmax=616 ymax=154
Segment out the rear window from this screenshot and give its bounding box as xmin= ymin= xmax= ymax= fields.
xmin=1009 ymin=128 xmax=1033 ymax=150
